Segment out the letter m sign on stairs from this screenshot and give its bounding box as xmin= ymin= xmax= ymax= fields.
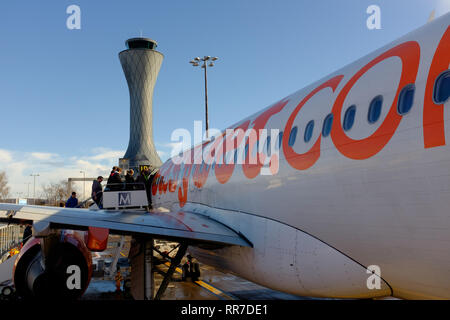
xmin=119 ymin=192 xmax=131 ymax=206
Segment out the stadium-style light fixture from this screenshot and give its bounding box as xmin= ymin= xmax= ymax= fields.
xmin=189 ymin=55 xmax=219 ymax=138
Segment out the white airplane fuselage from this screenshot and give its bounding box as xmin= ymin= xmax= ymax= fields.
xmin=152 ymin=14 xmax=450 ymax=299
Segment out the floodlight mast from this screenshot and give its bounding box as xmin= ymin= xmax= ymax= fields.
xmin=189 ymin=56 xmax=219 ymax=138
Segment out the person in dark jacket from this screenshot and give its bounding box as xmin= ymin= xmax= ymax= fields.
xmin=107 ymin=167 xmax=123 ymax=191
xmin=125 ymin=169 xmax=135 ymax=187
xmin=65 ymin=192 xmax=79 ymax=208
xmin=91 ymin=176 xmax=103 ymax=208
xmin=137 ymin=166 xmax=154 ymax=210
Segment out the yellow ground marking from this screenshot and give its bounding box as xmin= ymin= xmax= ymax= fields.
xmin=195 ymin=280 xmax=223 ymax=296
xmin=163 ymin=261 xmax=235 ymax=299
xmin=164 ymin=262 xmax=183 ymax=274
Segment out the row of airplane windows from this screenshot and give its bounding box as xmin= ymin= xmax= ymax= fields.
xmin=160 ymin=71 xmax=450 ymax=182
xmin=286 ymin=70 xmax=449 ymax=148
xmin=286 ymin=83 xmax=414 ymax=147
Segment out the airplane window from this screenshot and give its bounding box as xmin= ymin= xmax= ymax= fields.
xmin=368 ymin=95 xmax=383 ymax=124
xmin=434 ymin=70 xmax=450 ymax=104
xmin=322 ymin=113 xmax=333 ymax=137
xmin=343 ymin=105 xmax=356 ymax=131
xmin=304 ymin=120 xmax=314 ymax=143
xmin=398 ymin=84 xmax=415 ymax=115
xmin=278 ymin=131 xmax=283 ymax=149
xmin=288 ymin=126 xmax=298 ymax=147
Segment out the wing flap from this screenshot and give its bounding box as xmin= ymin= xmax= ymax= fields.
xmin=0 ymin=203 xmax=251 ymax=247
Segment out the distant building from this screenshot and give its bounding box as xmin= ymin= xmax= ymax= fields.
xmin=3 ymin=198 xmax=45 ymax=205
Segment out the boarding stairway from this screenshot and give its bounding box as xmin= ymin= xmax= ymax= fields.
xmin=85 ymin=183 xmax=149 ymax=211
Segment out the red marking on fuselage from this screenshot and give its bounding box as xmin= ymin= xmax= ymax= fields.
xmin=283 ymin=75 xmax=343 ymax=170
xmin=242 ymin=99 xmax=290 ymax=179
xmin=153 ymin=29 xmax=449 ymax=208
xmin=423 ymin=26 xmax=450 ymax=148
xmin=330 ymin=41 xmax=420 ymax=159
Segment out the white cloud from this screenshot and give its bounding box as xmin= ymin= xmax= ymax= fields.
xmin=0 ymin=146 xmax=171 ymax=199
xmin=0 ymin=147 xmax=126 ymax=198
xmin=157 ymin=142 xmax=184 ymax=158
xmin=0 ymin=149 xmax=12 ymax=163
xmin=89 ymin=150 xmax=124 ymax=161
xmin=31 ymin=152 xmax=58 ymax=161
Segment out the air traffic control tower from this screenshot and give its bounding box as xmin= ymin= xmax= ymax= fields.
xmin=118 ymin=38 xmax=163 ymax=173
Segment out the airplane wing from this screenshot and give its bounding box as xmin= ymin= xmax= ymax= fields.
xmin=0 ymin=203 xmax=252 ymax=247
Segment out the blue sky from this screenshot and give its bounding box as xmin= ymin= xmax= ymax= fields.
xmin=0 ymin=0 xmax=448 ymax=197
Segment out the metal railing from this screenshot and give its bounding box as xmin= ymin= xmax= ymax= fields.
xmin=69 ymin=183 xmax=148 ymax=209
xmin=0 ymin=225 xmax=23 ymax=259
xmin=104 ymin=182 xmax=146 ymax=192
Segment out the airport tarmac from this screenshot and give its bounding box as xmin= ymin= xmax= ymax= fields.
xmin=0 ymin=235 xmax=314 ymax=300
xmin=83 ymin=259 xmax=309 ymax=300
xmin=84 ymin=237 xmax=311 ymax=300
